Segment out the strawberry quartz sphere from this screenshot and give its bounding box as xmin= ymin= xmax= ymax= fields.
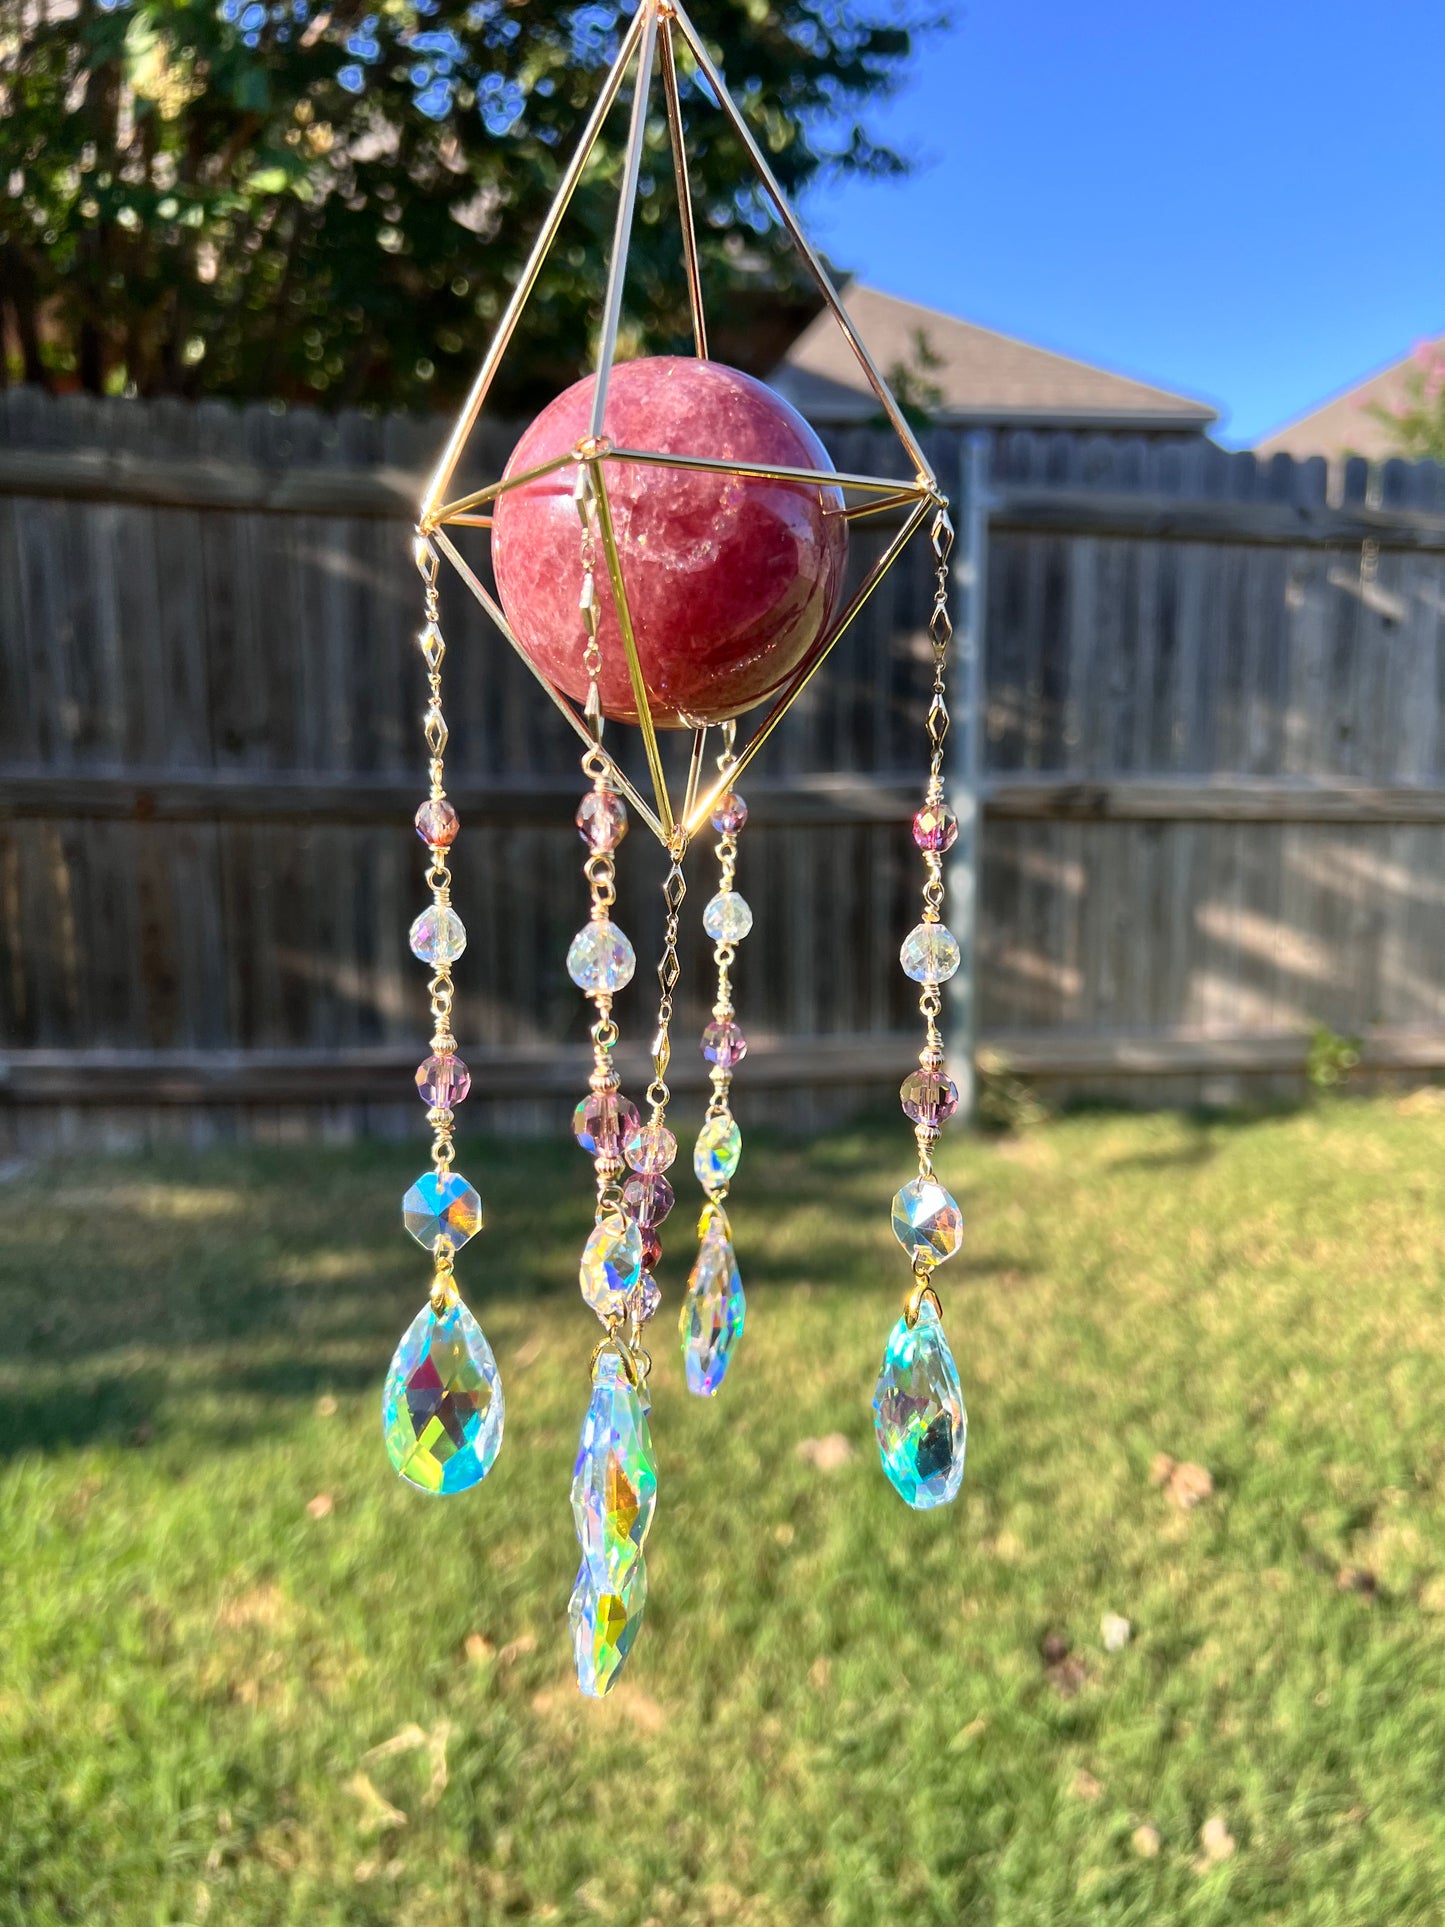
xmin=490 ymin=357 xmax=848 ymax=726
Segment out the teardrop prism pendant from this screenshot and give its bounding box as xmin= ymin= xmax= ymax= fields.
xmin=872 ymin=1298 xmax=967 ymax=1510
xmin=680 ymin=1203 xmax=746 ymax=1396
xmin=383 ymin=1295 xmax=505 ymax=1495
xmin=569 ymin=1350 xmax=658 ymax=1697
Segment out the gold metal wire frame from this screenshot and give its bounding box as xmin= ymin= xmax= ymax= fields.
xmin=419 ymin=0 xmax=945 ymax=849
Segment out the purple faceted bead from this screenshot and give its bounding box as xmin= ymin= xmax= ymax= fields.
xmin=416 ymin=1053 xmax=471 ymax=1109
xmin=711 ymin=790 xmax=748 ymax=835
xmin=900 ymin=1068 xmax=959 ymax=1125
xmin=912 ymin=802 xmax=958 ymax=854
xmin=576 ymin=789 xmax=628 ymax=852
xmin=622 ymin=1173 xmax=675 ymax=1228
xmin=638 ymin=1230 xmax=663 ymax=1273
xmin=573 ymin=1090 xmax=640 ymax=1156
xmin=701 ymin=1019 xmax=748 ymax=1069
xmin=415 ymin=798 xmax=460 ymax=846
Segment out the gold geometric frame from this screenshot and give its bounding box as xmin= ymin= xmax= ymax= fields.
xmin=417 ymin=0 xmax=945 ymax=851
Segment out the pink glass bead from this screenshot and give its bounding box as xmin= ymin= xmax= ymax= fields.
xmin=702 ymin=1020 xmax=748 ymax=1069
xmin=912 ymin=802 xmax=958 ymax=854
xmin=416 ymin=1053 xmax=471 ymax=1109
xmin=638 ymin=1230 xmax=663 ymax=1273
xmin=622 ymin=1173 xmax=674 ymax=1228
xmin=711 ymin=791 xmax=749 ymax=836
xmin=573 ymin=1090 xmax=640 ymax=1156
xmin=629 ymin=1275 xmax=663 ymax=1323
xmin=415 ymin=798 xmax=460 ymax=846
xmin=624 ymin=1121 xmax=677 ymax=1175
xmin=576 ymin=788 xmax=628 ymax=852
xmin=900 ymin=1068 xmax=959 ymax=1125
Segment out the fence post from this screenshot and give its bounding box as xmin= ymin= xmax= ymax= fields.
xmin=945 ymin=430 xmax=990 ymax=1120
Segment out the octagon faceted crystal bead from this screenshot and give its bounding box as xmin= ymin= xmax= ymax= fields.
xmin=578 ymin=1214 xmax=645 ymax=1321
xmin=403 ymin=1171 xmax=483 ymax=1252
xmin=891 ymin=1176 xmax=964 ymax=1270
xmin=694 ymin=1114 xmax=742 ymax=1191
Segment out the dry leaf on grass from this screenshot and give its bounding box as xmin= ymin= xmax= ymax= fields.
xmin=306 ymin=1492 xmax=334 ymax=1520
xmin=1336 ymin=1565 xmax=1378 ymax=1596
xmin=796 ymin=1433 xmax=855 ymax=1472
xmin=1149 ymin=1453 xmax=1176 ymax=1487
xmin=1131 ymin=1824 xmax=1161 ymax=1858
xmin=497 ymin=1633 xmax=537 ymax=1665
xmin=362 ymin=1721 xmax=452 ymax=1807
xmin=1151 ymin=1456 xmax=1214 ymax=1509
xmin=464 ymin=1633 xmax=496 ymax=1663
xmin=1069 ymin=1769 xmax=1104 ymax=1802
xmin=1040 ymin=1630 xmax=1089 ymax=1698
xmin=316 ymin=1394 xmax=338 ymax=1418
xmin=1192 ymin=1814 xmax=1236 ymax=1873
xmin=346 ymin=1773 xmax=407 ymax=1835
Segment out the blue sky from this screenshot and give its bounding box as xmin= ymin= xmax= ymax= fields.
xmin=801 ymin=0 xmax=1445 ymax=444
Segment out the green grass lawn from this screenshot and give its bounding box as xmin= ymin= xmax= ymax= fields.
xmin=3 ymin=1097 xmax=1445 ymax=1925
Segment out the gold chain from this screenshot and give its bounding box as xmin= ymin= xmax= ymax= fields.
xmin=911 ymin=509 xmax=955 ymax=1197
xmin=646 ymin=851 xmax=687 ymax=1115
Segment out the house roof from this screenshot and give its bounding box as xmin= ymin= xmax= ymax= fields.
xmin=1256 ymin=336 xmax=1445 ymax=459
xmin=769 ymin=284 xmax=1218 ymax=431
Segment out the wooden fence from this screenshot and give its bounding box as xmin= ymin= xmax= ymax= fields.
xmin=3 ymin=386 xmax=1445 ymax=1147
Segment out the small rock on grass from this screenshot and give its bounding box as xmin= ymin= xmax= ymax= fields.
xmin=1101 ymin=1612 xmax=1132 ymax=1651
xmin=1192 ymin=1815 xmax=1236 ymax=1873
xmin=1131 ymin=1824 xmax=1161 ymax=1859
xmin=306 ymin=1492 xmax=335 ymax=1520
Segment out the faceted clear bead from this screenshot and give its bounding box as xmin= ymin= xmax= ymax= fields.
xmin=569 ymin=1557 xmax=648 ymax=1699
xmin=703 ymin=891 xmax=753 ymax=942
xmin=680 ymin=1215 xmax=746 ymax=1397
xmin=900 ymin=920 xmax=960 ymax=983
xmin=579 ymin=1214 xmax=645 ymax=1321
xmin=900 ymin=1068 xmax=958 ymax=1125
xmin=410 ymin=905 xmax=467 ymax=965
xmin=416 ymin=1053 xmax=471 ymax=1109
xmin=701 ymin=1019 xmax=748 ymax=1068
xmin=912 ymin=801 xmax=958 ymax=853
xmin=415 ymin=797 xmax=460 ymax=846
xmin=576 ymin=789 xmax=628 ymax=852
xmin=711 ymin=791 xmax=749 ymax=835
xmin=382 ymin=1297 xmax=503 ymax=1494
xmin=694 ymin=1114 xmax=742 ymax=1191
xmin=571 ymin=1352 xmax=657 ymax=1588
xmin=622 ymin=1173 xmax=674 ymax=1228
xmin=567 ymin=918 xmax=636 ymax=993
xmin=891 ymin=1176 xmax=964 ymax=1269
xmin=873 ymin=1299 xmax=966 ymax=1509
xmin=628 ymin=1274 xmax=662 ymax=1324
xmin=403 ymin=1171 xmax=483 ymax=1252
xmin=573 ymin=1090 xmax=640 ymax=1157
xmin=624 ymin=1121 xmax=677 ymax=1174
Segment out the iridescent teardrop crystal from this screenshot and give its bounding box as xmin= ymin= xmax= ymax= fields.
xmin=680 ymin=1211 xmax=746 ymax=1397
xmin=569 ymin=1557 xmax=648 ymax=1699
xmin=571 ymin=1352 xmax=657 ymax=1589
xmin=872 ymin=1298 xmax=966 ymax=1509
xmin=567 ymin=918 xmax=636 ymax=993
xmin=382 ymin=1297 xmax=504 ymax=1495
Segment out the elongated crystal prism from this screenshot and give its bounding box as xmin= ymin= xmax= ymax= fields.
xmin=382 ymin=1297 xmax=503 ymax=1495
xmin=569 ymin=1557 xmax=648 ymax=1699
xmin=571 ymin=1352 xmax=657 ymax=1589
xmin=680 ymin=1213 xmax=746 ymax=1397
xmin=872 ymin=1298 xmax=966 ymax=1509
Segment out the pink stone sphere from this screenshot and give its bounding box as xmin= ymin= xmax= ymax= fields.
xmin=491 ymin=358 xmax=848 ymax=727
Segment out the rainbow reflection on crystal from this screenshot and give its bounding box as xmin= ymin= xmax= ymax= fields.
xmin=680 ymin=1208 xmax=745 ymax=1396
xmin=403 ymin=1170 xmax=483 ymax=1252
xmin=382 ymin=1297 xmax=503 ymax=1495
xmin=566 ymin=918 xmax=636 ymax=993
xmin=571 ymin=1352 xmax=657 ymax=1588
xmin=891 ymin=1175 xmax=964 ymax=1270
xmin=569 ymin=1557 xmax=648 ymax=1699
xmin=693 ymin=1114 xmax=742 ymax=1192
xmin=579 ymin=1213 xmax=645 ymax=1321
xmin=872 ymin=1298 xmax=966 ymax=1509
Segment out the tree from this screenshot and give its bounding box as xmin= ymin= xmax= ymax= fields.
xmin=1 ymin=0 xmax=943 ymax=410
xmin=1368 ymin=339 xmax=1445 ymax=463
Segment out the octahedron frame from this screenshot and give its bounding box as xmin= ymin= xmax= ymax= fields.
xmin=417 ymin=0 xmax=946 ymax=850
